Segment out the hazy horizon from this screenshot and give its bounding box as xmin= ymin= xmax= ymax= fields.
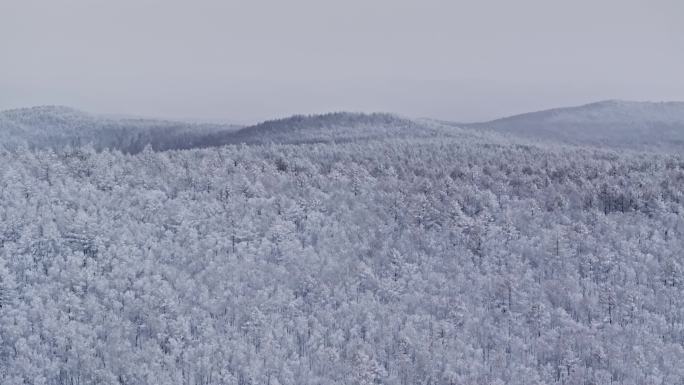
xmin=2 ymin=0 xmax=683 ymax=123
xmin=4 ymin=3 xmax=684 ymax=383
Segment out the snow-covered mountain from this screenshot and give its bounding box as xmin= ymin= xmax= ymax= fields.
xmin=3 ymin=102 xmax=684 ymax=384
xmin=221 ymin=112 xmax=461 ymax=145
xmin=0 ymin=108 xmax=473 ymax=151
xmin=4 ymin=101 xmax=684 ymax=153
xmin=461 ymin=100 xmax=684 ymax=151
xmin=0 ymin=106 xmax=241 ymax=153
xmin=0 ymin=107 xmax=468 ymax=151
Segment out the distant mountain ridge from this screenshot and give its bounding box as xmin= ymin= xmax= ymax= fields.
xmin=0 ymin=105 xmax=242 ymax=153
xmin=3 ymin=100 xmax=684 ymax=152
xmin=0 ymin=108 xmax=455 ymax=151
xmin=221 ymin=112 xmax=444 ymax=145
xmin=461 ymin=100 xmax=684 ymax=151
xmin=486 ymin=100 xmax=684 ymax=124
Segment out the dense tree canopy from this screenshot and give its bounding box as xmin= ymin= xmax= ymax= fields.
xmin=1 ymin=135 xmax=683 ymax=384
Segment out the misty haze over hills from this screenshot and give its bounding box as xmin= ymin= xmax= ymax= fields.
xmin=0 ymin=106 xmax=241 ymax=153
xmin=3 ymin=100 xmax=684 ymax=153
xmin=458 ymin=100 xmax=684 ymax=151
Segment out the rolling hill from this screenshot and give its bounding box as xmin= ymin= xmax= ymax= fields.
xmin=0 ymin=108 xmax=470 ymax=151
xmin=3 ymin=101 xmax=684 ymax=153
xmin=460 ymin=100 xmax=684 ymax=151
xmin=216 ymin=112 xmax=461 ymax=145
xmin=0 ymin=105 xmax=241 ymax=153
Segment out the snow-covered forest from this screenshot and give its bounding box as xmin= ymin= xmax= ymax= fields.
xmin=1 ymin=105 xmax=684 ymax=385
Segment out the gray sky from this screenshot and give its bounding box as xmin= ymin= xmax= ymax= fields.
xmin=1 ymin=0 xmax=683 ymax=123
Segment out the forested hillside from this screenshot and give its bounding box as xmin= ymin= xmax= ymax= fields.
xmin=461 ymin=100 xmax=684 ymax=151
xmin=0 ymin=107 xmax=477 ymax=151
xmin=220 ymin=113 xmax=445 ymax=145
xmin=7 ymin=101 xmax=684 ymax=153
xmin=1 ymin=131 xmax=683 ymax=384
xmin=0 ymin=106 xmax=241 ymax=153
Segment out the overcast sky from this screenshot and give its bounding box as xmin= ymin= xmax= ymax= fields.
xmin=1 ymin=0 xmax=683 ymax=123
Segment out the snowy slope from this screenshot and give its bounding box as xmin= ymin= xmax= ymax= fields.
xmin=0 ymin=107 xmax=475 ymax=151
xmin=219 ymin=112 xmax=457 ymax=145
xmin=0 ymin=106 xmax=241 ymax=153
xmin=3 ymin=104 xmax=684 ymax=384
xmin=5 ymin=101 xmax=684 ymax=153
xmin=461 ymin=100 xmax=684 ymax=151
